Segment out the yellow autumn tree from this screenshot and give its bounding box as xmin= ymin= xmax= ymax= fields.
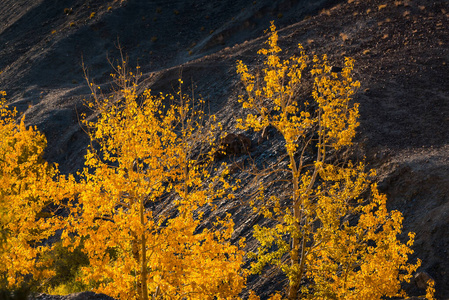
xmin=236 ymin=23 xmax=421 ymax=300
xmin=63 ymin=64 xmax=246 ymax=300
xmin=0 ymin=91 xmax=73 ymax=291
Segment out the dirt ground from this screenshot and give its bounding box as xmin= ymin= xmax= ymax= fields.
xmin=0 ymin=0 xmax=448 ymax=298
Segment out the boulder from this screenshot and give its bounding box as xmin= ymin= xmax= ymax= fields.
xmin=215 ymin=133 xmax=251 ymax=159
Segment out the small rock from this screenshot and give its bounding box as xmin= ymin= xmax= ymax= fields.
xmin=414 ymin=271 xmax=435 ymax=290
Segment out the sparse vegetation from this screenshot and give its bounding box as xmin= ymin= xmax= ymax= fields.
xmin=43 ymin=241 xmax=89 ymax=295
xmin=64 ymin=8 xmax=73 ymax=15
xmin=340 ymin=32 xmax=349 ymax=41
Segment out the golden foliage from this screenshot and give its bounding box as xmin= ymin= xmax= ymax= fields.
xmin=63 ymin=67 xmax=246 ymax=299
xmin=0 ymin=92 xmax=74 ymax=289
xmin=426 ymin=279 xmax=436 ymax=300
xmin=0 ymin=21 xmax=428 ymax=299
xmin=236 ymin=22 xmax=420 ymax=299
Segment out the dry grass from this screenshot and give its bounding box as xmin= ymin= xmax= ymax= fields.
xmin=320 ymin=9 xmax=331 ymax=16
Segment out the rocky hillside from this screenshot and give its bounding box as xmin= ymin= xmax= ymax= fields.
xmin=1 ymin=0 xmax=448 ymax=299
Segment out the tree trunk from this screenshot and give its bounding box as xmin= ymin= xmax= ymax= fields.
xmin=288 ymin=154 xmax=302 ymax=300
xmin=140 ymin=197 xmax=148 ymax=300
